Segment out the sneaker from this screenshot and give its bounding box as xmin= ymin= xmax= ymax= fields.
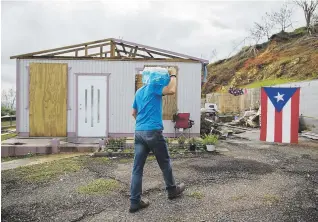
xmin=168 ymin=183 xmax=185 ymax=200
xmin=129 ymin=199 xmax=150 ymax=213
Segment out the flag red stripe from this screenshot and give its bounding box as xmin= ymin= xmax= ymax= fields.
xmin=290 ymin=88 xmax=300 ymax=143
xmin=260 ymin=88 xmax=267 ymax=141
xmin=274 ymin=109 xmax=283 ymax=143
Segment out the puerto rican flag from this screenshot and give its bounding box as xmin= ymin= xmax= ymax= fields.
xmin=260 ymin=87 xmax=300 ymax=144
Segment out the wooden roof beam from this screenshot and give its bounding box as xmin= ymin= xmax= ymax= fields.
xmin=44 ymin=43 xmax=111 ymax=56
xmin=110 ymin=41 xmax=116 ymax=57
xmin=132 ymin=47 xmax=138 ymax=57
xmin=117 ymin=50 xmax=151 ymax=58
xmin=10 ymin=38 xmax=112 ymax=59
xmin=147 ymin=51 xmax=154 ymax=58
xmin=15 ymin=55 xmax=198 ymax=62
xmin=128 ymin=47 xmax=134 ymax=57
xmin=121 ymin=43 xmax=179 ymax=58
xmin=112 ymin=38 xmax=209 ymax=63
xmin=86 ymin=51 xmax=111 ymax=57
xmin=119 ymin=43 xmax=127 ymax=54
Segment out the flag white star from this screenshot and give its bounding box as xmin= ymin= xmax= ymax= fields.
xmin=274 ymin=92 xmax=284 ymax=102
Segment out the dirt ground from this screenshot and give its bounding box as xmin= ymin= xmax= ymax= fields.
xmin=2 ymin=137 xmax=318 ymax=222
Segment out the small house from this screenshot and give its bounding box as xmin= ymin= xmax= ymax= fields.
xmin=11 ymin=38 xmax=208 ymax=138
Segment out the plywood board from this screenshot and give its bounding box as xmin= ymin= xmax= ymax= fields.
xmin=135 ymin=74 xmax=143 ymax=92
xmin=163 ymin=68 xmax=178 ymax=120
xmin=29 ymin=63 xmax=67 ymax=136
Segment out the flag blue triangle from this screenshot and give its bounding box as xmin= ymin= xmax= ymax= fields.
xmin=263 ymin=87 xmax=298 ymax=112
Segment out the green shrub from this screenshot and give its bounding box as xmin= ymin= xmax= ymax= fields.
xmin=188 ymin=137 xmax=198 ymax=145
xmin=106 ymin=137 xmax=126 ymax=149
xmin=202 ymin=134 xmax=218 ymax=145
xmin=177 ymin=137 xmax=186 ymax=145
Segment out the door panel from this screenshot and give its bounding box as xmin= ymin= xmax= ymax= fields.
xmin=78 ymin=75 xmax=107 ymax=137
xmin=29 ymin=63 xmax=67 ymax=137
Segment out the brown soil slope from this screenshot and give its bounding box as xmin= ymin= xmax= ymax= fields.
xmin=203 ymin=29 xmax=318 ymax=94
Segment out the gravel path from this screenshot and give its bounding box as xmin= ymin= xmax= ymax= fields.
xmin=2 ymin=138 xmax=318 ymax=222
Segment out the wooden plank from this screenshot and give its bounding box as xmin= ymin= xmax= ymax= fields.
xmin=122 ymin=43 xmax=179 ymax=58
xmin=87 ymin=51 xmax=110 ymax=57
xmin=120 ymin=43 xmax=127 ymax=54
xmin=128 ymin=47 xmax=134 ymax=57
xmin=19 ymin=56 xmax=200 ymax=62
xmin=11 ymin=39 xmax=112 ymax=59
xmin=147 ymin=51 xmax=154 ymax=58
xmin=110 ymin=41 xmax=115 ymax=57
xmin=85 ymin=45 xmax=88 ymax=56
xmin=135 ymin=74 xmax=143 ymax=92
xmin=132 ymin=47 xmax=138 ymax=57
xmin=100 ymin=46 xmax=103 ymax=57
xmin=162 ymin=68 xmax=178 ymax=120
xmin=29 ymin=63 xmax=67 ymax=137
xmin=115 ymin=47 xmax=121 ymax=57
xmin=112 ymin=38 xmax=209 ymax=63
xmin=116 ymin=50 xmax=151 ymax=58
xmin=44 ymin=43 xmax=111 ymax=56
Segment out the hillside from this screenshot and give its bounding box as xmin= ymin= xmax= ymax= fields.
xmin=203 ymin=28 xmax=318 ymax=94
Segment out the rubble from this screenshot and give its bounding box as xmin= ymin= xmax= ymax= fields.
xmin=301 ymin=132 xmax=318 ymax=140
xmin=201 ymin=107 xmax=260 ymax=141
xmin=228 ymin=109 xmax=260 ymax=128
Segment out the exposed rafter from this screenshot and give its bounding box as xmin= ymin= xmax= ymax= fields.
xmin=10 ymin=38 xmax=209 ymax=63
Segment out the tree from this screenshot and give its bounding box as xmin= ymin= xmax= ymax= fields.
xmin=1 ymin=88 xmax=16 ymax=111
xmin=260 ymin=15 xmax=275 ymax=40
xmin=310 ymin=12 xmax=318 ymax=32
xmin=269 ymin=3 xmax=293 ymax=32
xmin=252 ymin=15 xmax=275 ymax=41
xmin=209 ymin=49 xmax=218 ymax=62
xmin=294 ymin=0 xmax=318 ymax=33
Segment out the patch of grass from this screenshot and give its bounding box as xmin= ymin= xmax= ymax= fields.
xmin=293 ymin=27 xmax=307 ymax=35
xmin=263 ymin=194 xmax=280 ymax=204
xmin=1 ymin=133 xmax=17 ymax=141
xmin=1 ymin=120 xmax=16 ymax=127
xmin=187 ymin=191 xmax=205 ymax=199
xmin=77 ymin=178 xmax=120 ymax=195
xmin=240 ymin=78 xmax=297 ymax=88
xmin=2 ymin=158 xmax=81 ymax=183
xmin=119 ymin=158 xmax=133 ymax=164
xmin=123 ymin=148 xmax=133 ymax=153
xmin=1 ymin=156 xmax=24 ymax=162
xmin=147 ymin=155 xmax=156 ymax=161
xmin=96 ymin=157 xmax=111 ymax=163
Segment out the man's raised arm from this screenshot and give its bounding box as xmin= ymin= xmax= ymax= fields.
xmin=162 ymin=67 xmax=177 ymax=96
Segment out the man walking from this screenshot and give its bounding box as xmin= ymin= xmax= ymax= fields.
xmin=129 ymin=67 xmax=185 ymax=213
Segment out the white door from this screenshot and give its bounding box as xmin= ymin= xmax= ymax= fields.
xmin=78 ymin=75 xmax=107 ymax=137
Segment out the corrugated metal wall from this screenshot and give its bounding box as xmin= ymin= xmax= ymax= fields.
xmin=17 ymin=59 xmax=202 ymax=135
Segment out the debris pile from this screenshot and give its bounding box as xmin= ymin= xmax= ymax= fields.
xmin=229 ymin=109 xmax=260 ymax=128
xmin=301 ymin=132 xmax=318 ymax=140
xmin=200 ymin=107 xmax=261 ymax=140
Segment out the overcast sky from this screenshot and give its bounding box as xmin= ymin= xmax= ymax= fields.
xmin=1 ymin=0 xmax=305 ymax=90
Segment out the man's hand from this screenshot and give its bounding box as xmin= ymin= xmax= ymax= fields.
xmin=168 ymin=67 xmax=177 ymax=76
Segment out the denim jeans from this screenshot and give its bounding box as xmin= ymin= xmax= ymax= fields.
xmin=130 ymin=130 xmax=176 ymax=204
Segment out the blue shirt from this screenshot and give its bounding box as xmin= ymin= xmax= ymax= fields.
xmin=132 ymin=84 xmax=165 ymax=131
